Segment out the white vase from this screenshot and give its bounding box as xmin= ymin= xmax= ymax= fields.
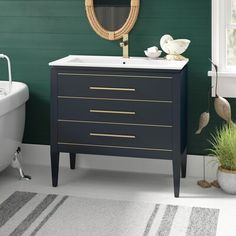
xmin=217 ymin=166 xmax=236 ymax=194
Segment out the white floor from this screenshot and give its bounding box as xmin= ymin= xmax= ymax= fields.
xmin=0 ymin=164 xmax=235 ymax=236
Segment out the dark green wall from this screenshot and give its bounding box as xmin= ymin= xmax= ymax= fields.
xmin=0 ymin=0 xmax=235 ymax=154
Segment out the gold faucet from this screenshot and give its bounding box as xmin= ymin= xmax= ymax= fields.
xmin=120 ymin=34 xmax=129 ymax=58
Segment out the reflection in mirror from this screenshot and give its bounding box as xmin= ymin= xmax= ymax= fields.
xmin=94 ymin=0 xmax=130 ymax=32
xmin=85 ymin=0 xmax=139 ymax=40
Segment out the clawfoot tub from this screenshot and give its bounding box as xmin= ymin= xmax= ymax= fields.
xmin=0 ymin=54 xmax=30 ymax=179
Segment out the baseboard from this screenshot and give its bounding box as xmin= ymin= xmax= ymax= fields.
xmin=21 ymin=143 xmax=218 ymax=179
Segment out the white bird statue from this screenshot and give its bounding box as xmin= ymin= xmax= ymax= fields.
xmin=160 ymin=34 xmax=191 ymax=60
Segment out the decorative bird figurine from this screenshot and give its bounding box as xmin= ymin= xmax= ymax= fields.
xmin=195 ymin=111 xmax=210 ymax=134
xmin=214 ymin=95 xmax=233 ymax=124
xmin=160 ymin=34 xmax=191 ymax=60
xmin=209 ymin=59 xmax=234 ymax=125
xmin=196 ymin=59 xmax=235 ymax=189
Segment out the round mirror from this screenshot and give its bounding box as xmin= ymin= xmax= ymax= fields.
xmin=85 ymin=0 xmax=140 ymax=40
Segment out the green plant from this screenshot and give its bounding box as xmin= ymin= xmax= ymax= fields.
xmin=208 ymin=124 xmax=236 ymax=171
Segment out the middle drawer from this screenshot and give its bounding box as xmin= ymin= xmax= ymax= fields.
xmin=58 ymin=97 xmax=173 ymax=126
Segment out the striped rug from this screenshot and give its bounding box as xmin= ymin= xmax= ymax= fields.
xmin=0 ymin=191 xmax=219 ymax=236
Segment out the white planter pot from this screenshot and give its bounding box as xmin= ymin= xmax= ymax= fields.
xmin=217 ymin=167 xmax=236 ymax=194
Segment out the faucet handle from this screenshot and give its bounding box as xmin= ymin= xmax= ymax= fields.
xmin=120 ymin=34 xmax=129 ymax=47
xmin=120 ymin=42 xmax=124 ymax=47
xmin=120 ymin=42 xmax=128 ymax=47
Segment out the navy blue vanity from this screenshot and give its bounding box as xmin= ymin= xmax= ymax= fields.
xmin=49 ymin=55 xmax=188 ymax=197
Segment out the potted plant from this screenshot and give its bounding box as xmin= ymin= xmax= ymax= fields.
xmin=208 ymin=124 xmax=236 ymax=194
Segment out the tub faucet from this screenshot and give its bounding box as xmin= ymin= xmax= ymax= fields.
xmin=0 ymin=54 xmax=12 ymax=93
xmin=120 ymin=34 xmax=129 ymax=58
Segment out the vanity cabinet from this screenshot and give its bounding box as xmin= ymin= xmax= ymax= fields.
xmin=50 ymin=64 xmax=187 ymax=197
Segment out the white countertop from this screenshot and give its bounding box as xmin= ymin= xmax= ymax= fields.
xmin=49 ymin=55 xmax=188 ymax=70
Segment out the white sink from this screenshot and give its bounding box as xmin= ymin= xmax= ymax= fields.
xmin=49 ymin=55 xmax=188 ymax=70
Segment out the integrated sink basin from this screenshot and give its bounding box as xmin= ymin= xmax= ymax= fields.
xmin=49 ymin=55 xmax=188 ymax=70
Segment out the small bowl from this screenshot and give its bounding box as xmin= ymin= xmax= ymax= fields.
xmin=144 ymin=50 xmax=162 ymax=59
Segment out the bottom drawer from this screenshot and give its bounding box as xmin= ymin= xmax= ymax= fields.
xmin=58 ymin=143 xmax=173 ymax=159
xmin=58 ymin=121 xmax=173 ymax=151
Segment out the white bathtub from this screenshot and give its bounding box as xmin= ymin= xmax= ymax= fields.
xmin=0 ymin=81 xmax=29 ymax=171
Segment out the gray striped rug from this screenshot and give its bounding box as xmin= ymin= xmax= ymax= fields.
xmin=0 ymin=191 xmax=219 ymax=236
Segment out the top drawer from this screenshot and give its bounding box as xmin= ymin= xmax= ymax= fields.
xmin=57 ymin=72 xmax=173 ymax=101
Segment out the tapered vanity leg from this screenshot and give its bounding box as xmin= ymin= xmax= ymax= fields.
xmin=172 ymin=157 xmax=181 ymax=198
xmin=70 ymin=153 xmax=76 ymax=170
xmin=181 ymin=148 xmax=187 ymax=178
xmin=51 ymin=151 xmax=59 ymax=187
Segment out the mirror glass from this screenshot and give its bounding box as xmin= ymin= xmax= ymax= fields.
xmin=94 ymin=0 xmax=130 ymax=32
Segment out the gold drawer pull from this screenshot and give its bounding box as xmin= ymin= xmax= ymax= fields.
xmin=90 ymin=133 xmax=136 ymax=139
xmin=89 ymin=86 xmax=135 ymax=92
xmin=90 ymin=109 xmax=135 ymax=115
